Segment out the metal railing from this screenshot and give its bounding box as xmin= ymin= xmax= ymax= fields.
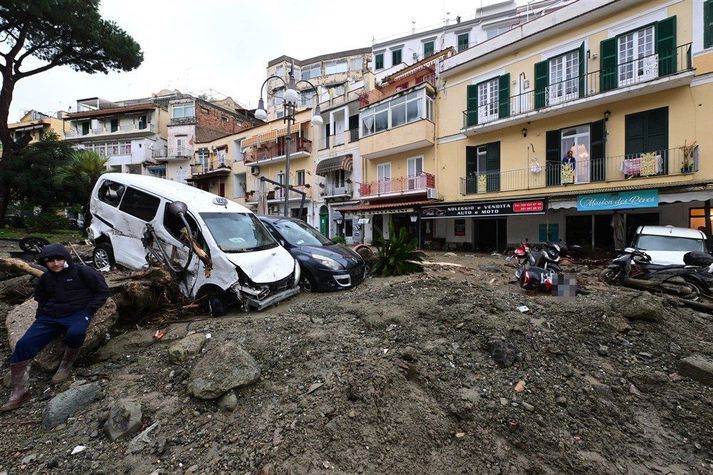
xmin=462 ymin=43 xmax=692 ymax=129
xmin=190 ymin=158 xmax=231 ymax=177
xmin=65 ymin=123 xmax=157 ymax=138
xmin=245 ymin=136 xmax=312 ymax=163
xmin=320 ymin=182 xmax=353 ymax=197
xmin=459 ymin=145 xmax=699 ymax=194
xmin=273 ymin=185 xmax=312 ymax=200
xmin=168 ymin=146 xmax=194 ymax=158
xmin=359 ymin=173 xmax=435 ymax=196
xmin=318 ymin=130 xmax=360 ymax=150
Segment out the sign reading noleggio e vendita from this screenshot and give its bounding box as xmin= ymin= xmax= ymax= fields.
xmin=576 ymin=189 xmax=659 ymax=211
xmin=420 ymin=199 xmax=547 ymax=219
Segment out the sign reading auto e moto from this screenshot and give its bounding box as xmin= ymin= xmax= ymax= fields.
xmin=420 ymin=199 xmax=547 ymax=219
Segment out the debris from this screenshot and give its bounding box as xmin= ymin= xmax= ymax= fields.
xmin=104 ymin=399 xmax=143 ymax=441
xmin=514 ymin=381 xmax=526 ymax=393
xmin=516 ymin=305 xmax=530 ymax=313
xmin=307 ymin=382 xmax=324 ymax=394
xmin=71 ymin=445 xmax=87 ymax=455
xmin=127 ymin=421 xmax=161 ymax=454
xmin=455 ymin=432 xmax=466 ymax=438
xmin=152 ymin=330 xmax=166 ymax=341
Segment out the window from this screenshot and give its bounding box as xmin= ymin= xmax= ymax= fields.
xmin=110 ymin=118 xmax=118 ymax=132
xmin=119 ymin=142 xmax=131 ymax=155
xmin=548 ymin=50 xmax=580 ymax=105
xmin=375 ymin=52 xmax=384 ymax=70
xmin=172 ymin=103 xmax=195 ymax=119
xmin=97 ymin=180 xmax=125 ymax=207
xmin=345 ymin=219 xmax=353 ymax=237
xmin=81 ymin=122 xmax=90 ymax=135
xmin=350 ymin=58 xmax=362 ymax=72
xmin=138 ymin=115 xmax=147 ymax=129
xmin=465 ymin=142 xmax=500 ymax=193
xmin=625 ymin=107 xmax=668 ymax=171
xmin=217 ymin=150 xmax=226 ymax=166
xmin=407 ymin=156 xmax=424 ymax=190
xmin=301 ymin=63 xmax=321 ymax=80
xmin=272 ymin=87 xmax=285 ymax=107
xmin=296 ymin=169 xmax=306 ymax=186
xmin=359 ymin=88 xmax=433 ymax=137
xmin=423 ymin=40 xmax=434 ymax=58
xmin=546 ymin=121 xmax=605 ymax=185
xmin=561 ymin=125 xmax=591 ymax=184
xmin=377 ymin=162 xmax=391 ymax=193
xmin=299 ymin=90 xmax=316 ymax=106
xmin=706 ymin=1 xmax=713 ymax=48
xmin=391 ymin=48 xmax=402 ymax=66
xmin=275 ymin=65 xmax=285 ymax=77
xmin=477 ymin=79 xmax=499 ymax=124
xmin=457 ymin=33 xmax=470 ymax=52
xmin=118 ymin=188 xmax=160 ymax=222
xmin=325 ymin=60 xmax=348 ymax=75
xmin=618 ymin=26 xmax=656 ymax=86
xmin=234 ymin=173 xmax=246 ymax=198
xmin=197 ymin=149 xmax=209 ymax=171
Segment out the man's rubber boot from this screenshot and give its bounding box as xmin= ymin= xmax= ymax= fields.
xmin=51 ymin=347 xmax=81 ymax=384
xmin=0 ymin=360 xmax=32 ymax=412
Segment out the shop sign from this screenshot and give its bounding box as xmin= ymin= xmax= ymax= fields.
xmin=576 ymin=189 xmax=658 ymax=211
xmin=420 ymin=199 xmax=547 ymax=219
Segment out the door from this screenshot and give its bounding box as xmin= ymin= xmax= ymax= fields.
xmin=561 ymin=125 xmax=591 ymax=184
xmin=112 ymin=187 xmax=162 ymax=269
xmin=377 ymin=163 xmax=391 ymax=193
xmin=472 ymin=218 xmax=506 ymax=252
xmin=319 ymin=206 xmax=328 ymax=235
xmin=625 ymin=107 xmax=668 ymax=174
xmin=407 ymin=156 xmax=423 ymax=190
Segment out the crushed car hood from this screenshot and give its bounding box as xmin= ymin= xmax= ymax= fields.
xmin=224 ymin=245 xmax=295 ymax=283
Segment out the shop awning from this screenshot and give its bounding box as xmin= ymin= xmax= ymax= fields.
xmin=337 ymin=200 xmax=434 ymax=216
xmin=549 ymin=188 xmax=713 ymax=210
xmin=315 ymin=154 xmax=353 ymax=176
xmin=240 ymin=123 xmax=305 ymax=148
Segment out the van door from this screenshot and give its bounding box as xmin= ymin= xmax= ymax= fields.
xmin=93 ymin=180 xmax=126 ymax=231
xmin=152 ymin=203 xmax=204 ymax=287
xmin=113 ymin=187 xmax=162 ymax=269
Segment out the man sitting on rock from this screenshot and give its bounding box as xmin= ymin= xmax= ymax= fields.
xmin=1 ymin=244 xmax=110 ymax=412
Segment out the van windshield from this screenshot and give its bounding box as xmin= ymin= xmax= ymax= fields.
xmin=636 ymin=235 xmax=706 ymax=252
xmin=200 ymin=212 xmax=278 ymax=253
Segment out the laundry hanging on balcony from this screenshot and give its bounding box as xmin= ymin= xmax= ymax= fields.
xmin=315 ymin=154 xmax=353 ymax=176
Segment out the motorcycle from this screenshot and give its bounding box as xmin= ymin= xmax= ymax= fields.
xmin=512 ymin=239 xmax=577 ymax=279
xmin=600 ymin=247 xmax=713 ymax=300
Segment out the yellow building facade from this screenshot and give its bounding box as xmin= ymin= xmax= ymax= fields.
xmin=427 ymin=0 xmax=713 ymax=251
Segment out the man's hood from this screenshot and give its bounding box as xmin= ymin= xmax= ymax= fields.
xmin=37 ymin=243 xmax=72 ymax=266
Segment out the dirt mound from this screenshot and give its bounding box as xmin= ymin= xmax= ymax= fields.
xmin=1 ymin=253 xmax=712 ymax=474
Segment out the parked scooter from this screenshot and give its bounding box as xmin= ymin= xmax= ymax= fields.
xmin=600 ymin=247 xmax=713 ymax=300
xmin=512 ymin=239 xmax=577 ymax=279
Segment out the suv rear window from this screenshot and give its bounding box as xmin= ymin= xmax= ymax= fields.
xmin=97 ymin=181 xmax=125 ymax=207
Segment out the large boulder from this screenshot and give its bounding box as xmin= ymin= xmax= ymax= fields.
xmin=6 ymin=298 xmax=119 ymax=372
xmin=609 ymin=293 xmax=665 ymax=322
xmin=104 ymin=399 xmax=143 ymax=441
xmin=168 ymin=332 xmax=208 ymax=363
xmin=187 ymin=340 xmax=260 ymax=400
xmin=42 ymin=382 xmax=102 ymax=430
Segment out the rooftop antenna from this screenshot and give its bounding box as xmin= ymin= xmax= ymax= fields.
xmin=445 ymin=11 xmax=450 ymax=26
xmin=411 ymin=19 xmax=416 ymax=34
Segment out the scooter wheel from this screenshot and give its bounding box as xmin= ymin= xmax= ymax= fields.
xmin=599 ymin=268 xmax=619 ymax=285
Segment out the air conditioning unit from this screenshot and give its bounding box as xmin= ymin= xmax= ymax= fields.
xmin=427 ymin=188 xmax=440 ymax=200
xmin=250 ymin=166 xmax=260 ymax=176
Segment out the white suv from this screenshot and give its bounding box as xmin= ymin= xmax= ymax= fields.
xmin=632 ymin=225 xmax=709 ymax=265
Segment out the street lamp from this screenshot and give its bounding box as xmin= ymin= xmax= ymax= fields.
xmin=255 ymin=63 xmax=323 ymax=217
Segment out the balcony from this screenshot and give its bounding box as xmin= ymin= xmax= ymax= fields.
xmin=65 ymin=123 xmax=157 ymax=139
xmin=244 ymin=136 xmax=311 ymax=165
xmin=318 ymin=129 xmax=360 ymax=150
xmin=319 ymin=182 xmax=353 ymax=199
xmin=271 ymin=185 xmax=313 ymax=201
xmin=458 ymin=145 xmax=699 ymax=195
xmin=165 ymin=147 xmax=194 ymax=160
xmin=462 ymin=43 xmax=693 ymax=132
xmin=360 ymin=119 xmax=435 ymax=159
xmin=359 ymin=173 xmax=436 ymax=199
xmin=189 ymin=159 xmax=231 ymax=179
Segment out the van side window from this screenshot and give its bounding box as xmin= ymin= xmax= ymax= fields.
xmin=163 ymin=204 xmax=198 ymax=240
xmin=118 ymin=187 xmax=160 ymax=221
xmin=97 ymin=181 xmax=126 ymax=207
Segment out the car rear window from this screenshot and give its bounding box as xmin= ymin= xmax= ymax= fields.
xmin=635 ymin=235 xmax=706 ymax=253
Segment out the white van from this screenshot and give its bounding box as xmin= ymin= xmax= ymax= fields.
xmin=632 ymin=225 xmax=709 ymax=265
xmin=87 ymin=173 xmax=300 ymax=315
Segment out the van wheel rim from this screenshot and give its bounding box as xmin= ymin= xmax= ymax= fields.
xmin=94 ymin=250 xmax=110 ymax=268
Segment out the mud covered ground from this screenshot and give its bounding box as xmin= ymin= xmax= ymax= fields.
xmin=1 ymin=247 xmax=713 ymax=474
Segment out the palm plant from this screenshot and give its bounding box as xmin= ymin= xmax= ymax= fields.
xmin=371 ymin=223 xmax=425 ymax=277
xmin=55 ymin=149 xmax=108 ymax=206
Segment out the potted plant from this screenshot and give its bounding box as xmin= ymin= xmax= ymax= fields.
xmin=680 ymin=140 xmax=697 ymax=173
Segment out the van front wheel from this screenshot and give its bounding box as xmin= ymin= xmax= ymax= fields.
xmin=207 ymin=294 xmax=227 ymax=317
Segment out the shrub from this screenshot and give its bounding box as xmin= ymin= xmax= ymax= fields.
xmin=332 ymin=235 xmax=346 ymax=244
xmin=371 ymin=223 xmax=424 ymax=277
xmin=27 ymin=213 xmax=70 ymax=233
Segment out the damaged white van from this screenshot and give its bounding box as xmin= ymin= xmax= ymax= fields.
xmin=87 ymin=173 xmax=300 ymax=315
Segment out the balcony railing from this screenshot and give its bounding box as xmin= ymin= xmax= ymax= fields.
xmin=190 ymin=159 xmax=231 ymax=177
xmin=462 ymin=43 xmax=693 ymax=129
xmin=245 ymin=136 xmax=311 ymax=163
xmin=359 ymin=173 xmax=435 ymax=197
xmin=272 ymin=185 xmax=312 ymax=200
xmin=168 ymin=146 xmax=194 ymax=159
xmin=320 ymin=182 xmax=353 ymax=198
xmin=459 ymin=145 xmax=699 ymax=195
xmin=359 ymin=71 xmax=435 ymax=108
xmin=65 ymin=123 xmax=157 ymax=138
xmin=318 ymin=129 xmax=359 ymax=150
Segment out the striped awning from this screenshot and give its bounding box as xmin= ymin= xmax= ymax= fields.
xmin=315 ymin=154 xmax=353 ymax=176
xmin=241 ymin=122 xmax=304 ymax=148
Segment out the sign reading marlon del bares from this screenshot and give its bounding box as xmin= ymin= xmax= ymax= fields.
xmin=420 ymin=199 xmax=547 ymax=219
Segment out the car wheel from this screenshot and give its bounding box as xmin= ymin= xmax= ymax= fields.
xmin=19 ymin=236 xmax=49 ymax=254
xmin=300 ymin=272 xmax=316 ymax=292
xmin=93 ymin=243 xmax=115 ymax=269
xmin=207 ymin=294 xmax=227 ymax=317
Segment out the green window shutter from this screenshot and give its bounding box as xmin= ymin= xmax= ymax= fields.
xmin=600 ymin=38 xmax=617 ymax=92
xmin=498 ymin=74 xmax=510 ymax=119
xmin=656 ymin=16 xmax=676 ymax=76
xmin=424 ymin=41 xmax=434 ymax=57
xmin=534 ymin=60 xmax=548 ymax=109
xmin=546 ymin=130 xmax=561 ymax=186
xmin=466 ymin=84 xmax=478 ymax=127
xmin=590 ymin=120 xmax=606 ymax=182
xmin=485 ymin=142 xmax=501 ymax=192
xmin=465 ymin=146 xmax=477 ymax=194
xmin=705 ymin=1 xmax=713 ymax=48
xmin=375 ymin=54 xmax=384 ymax=70
xmin=579 ymin=43 xmax=586 ymax=98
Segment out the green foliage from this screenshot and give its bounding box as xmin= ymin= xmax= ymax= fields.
xmin=371 ymin=224 xmax=424 ymax=277
xmin=332 ymin=235 xmax=347 ymax=244
xmin=55 ymin=149 xmax=108 ymax=206
xmin=26 ymin=212 xmax=69 ymax=233
xmin=0 ymin=132 xmax=75 ymax=210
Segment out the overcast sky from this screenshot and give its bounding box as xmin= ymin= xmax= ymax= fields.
xmin=9 ymin=0 xmax=520 ymax=121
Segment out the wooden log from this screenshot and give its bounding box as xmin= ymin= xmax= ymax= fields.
xmin=0 ymin=257 xmax=44 ymax=278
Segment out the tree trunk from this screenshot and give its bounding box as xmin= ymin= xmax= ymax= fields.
xmin=0 ymin=72 xmax=16 ymax=222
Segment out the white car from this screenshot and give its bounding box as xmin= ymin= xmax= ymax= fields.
xmin=632 ymin=225 xmax=709 ymax=265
